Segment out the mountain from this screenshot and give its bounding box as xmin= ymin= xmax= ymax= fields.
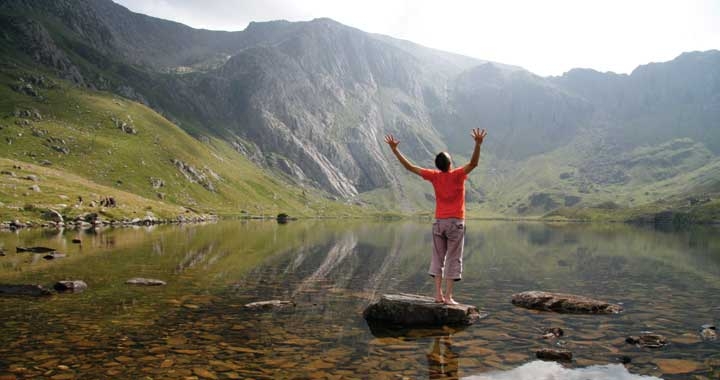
xmin=0 ymin=63 xmax=364 ymax=222
xmin=0 ymin=0 xmax=718 ymax=221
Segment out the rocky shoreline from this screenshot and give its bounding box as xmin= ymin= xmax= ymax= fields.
xmin=0 ymin=213 xmax=219 ymax=230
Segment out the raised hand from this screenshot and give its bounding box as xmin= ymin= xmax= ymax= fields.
xmin=471 ymin=128 xmax=487 ymax=145
xmin=384 ymin=134 xmax=400 ymax=150
xmin=385 ymin=134 xmax=422 ymax=175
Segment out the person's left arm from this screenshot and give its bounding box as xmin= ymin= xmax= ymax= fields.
xmin=385 ymin=134 xmax=424 ymax=176
xmin=463 ymin=128 xmax=487 ymax=174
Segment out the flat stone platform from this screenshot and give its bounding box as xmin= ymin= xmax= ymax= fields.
xmin=511 ymin=290 xmax=623 ymax=314
xmin=363 ymin=293 xmax=487 ymax=326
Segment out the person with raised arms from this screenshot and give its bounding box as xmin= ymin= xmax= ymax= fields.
xmin=384 ymin=128 xmax=487 ymax=304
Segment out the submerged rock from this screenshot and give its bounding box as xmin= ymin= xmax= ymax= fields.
xmin=0 ymin=284 xmax=52 ymax=296
xmin=626 ymin=333 xmax=668 ymax=348
xmin=125 ymin=278 xmax=166 ymax=286
xmin=43 ymin=252 xmax=66 ymax=260
xmin=536 ymin=348 xmax=573 ymax=361
xmin=54 ymin=280 xmax=87 ymax=293
xmin=542 ymin=327 xmax=564 ymax=339
xmin=244 ymin=300 xmax=296 ymax=311
xmin=511 ymin=291 xmax=623 ymax=314
xmin=699 ymin=324 xmax=716 ymax=341
xmin=363 ymin=293 xmax=486 ymax=326
xmin=16 ymin=246 xmax=56 ymax=253
xmin=655 ymin=358 xmax=701 ymax=375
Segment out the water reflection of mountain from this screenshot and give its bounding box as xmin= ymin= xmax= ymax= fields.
xmin=2 ymin=220 xmax=719 ymax=378
xmin=230 ymin=221 xmax=720 ymax=311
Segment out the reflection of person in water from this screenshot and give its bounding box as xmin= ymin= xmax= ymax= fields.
xmin=385 ymin=129 xmax=487 ymax=304
xmin=426 ymin=336 xmax=459 ymax=379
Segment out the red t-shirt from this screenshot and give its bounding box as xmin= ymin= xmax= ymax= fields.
xmin=420 ymin=167 xmax=468 ymax=219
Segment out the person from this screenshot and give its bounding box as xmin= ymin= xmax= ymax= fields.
xmin=384 ymin=128 xmax=487 ymax=305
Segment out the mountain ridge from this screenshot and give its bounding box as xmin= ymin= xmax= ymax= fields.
xmin=0 ymin=0 xmax=718 ymax=221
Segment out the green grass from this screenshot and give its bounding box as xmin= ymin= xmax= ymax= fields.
xmin=546 ymin=197 xmax=720 ymax=224
xmin=0 ymin=157 xmax=189 ymax=221
xmin=0 ymin=66 xmax=367 ymax=222
xmin=467 ymin=131 xmax=720 ymax=222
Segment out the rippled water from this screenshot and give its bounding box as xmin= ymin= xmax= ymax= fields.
xmin=0 ymin=220 xmax=718 ymax=379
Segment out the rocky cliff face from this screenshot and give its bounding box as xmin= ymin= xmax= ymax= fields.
xmin=142 ymin=18 xmax=471 ymax=197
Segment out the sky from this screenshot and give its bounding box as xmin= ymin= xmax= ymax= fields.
xmin=113 ymin=0 xmax=720 ymax=77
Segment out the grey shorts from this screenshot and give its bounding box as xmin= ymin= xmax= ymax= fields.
xmin=429 ymin=218 xmax=465 ymax=280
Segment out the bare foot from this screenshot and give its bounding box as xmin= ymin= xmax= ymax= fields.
xmin=434 ymin=295 xmax=445 ymax=303
xmin=444 ymin=297 xmax=459 ymax=305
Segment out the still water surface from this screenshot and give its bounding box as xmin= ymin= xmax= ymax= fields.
xmin=0 ymin=220 xmax=718 ymax=379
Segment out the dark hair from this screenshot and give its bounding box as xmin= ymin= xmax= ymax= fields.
xmin=435 ymin=152 xmax=451 ymax=172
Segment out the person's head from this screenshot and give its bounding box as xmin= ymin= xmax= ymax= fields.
xmin=435 ymin=152 xmax=452 ymax=172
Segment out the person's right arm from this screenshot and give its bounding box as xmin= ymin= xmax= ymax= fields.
xmin=463 ymin=128 xmax=487 ymax=174
xmin=384 ymin=134 xmax=423 ymax=176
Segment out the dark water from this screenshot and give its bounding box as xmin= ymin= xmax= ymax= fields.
xmin=0 ymin=220 xmax=718 ymax=379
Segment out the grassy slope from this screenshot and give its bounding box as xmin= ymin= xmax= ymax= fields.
xmin=0 ymin=66 xmax=365 ymax=221
xmin=546 ymin=160 xmax=720 ymax=223
xmin=0 ymin=157 xmax=187 ymax=221
xmin=458 ymin=130 xmax=720 ymax=222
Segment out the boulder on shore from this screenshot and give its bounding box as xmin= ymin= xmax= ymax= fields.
xmin=244 ymin=300 xmax=296 ymax=311
xmin=363 ymin=293 xmax=487 ymax=326
xmin=42 ymin=209 xmax=63 ymax=223
xmin=54 ymin=280 xmax=87 ymax=293
xmin=511 ymin=291 xmax=623 ymax=314
xmin=125 ymin=278 xmax=166 ymax=286
xmin=0 ymin=284 xmax=53 ymax=296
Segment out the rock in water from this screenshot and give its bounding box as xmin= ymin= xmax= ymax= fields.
xmin=16 ymin=246 xmax=57 ymax=253
xmin=125 ymin=278 xmax=166 ymax=286
xmin=542 ymin=327 xmax=564 ymax=339
xmin=536 ymin=348 xmax=573 ymax=361
xmin=276 ymin=213 xmax=291 ymax=224
xmin=0 ymin=284 xmax=53 ymax=296
xmin=626 ymin=334 xmax=668 ymax=348
xmin=511 ymin=291 xmax=623 ymax=314
xmin=700 ymin=324 xmax=716 ymax=341
xmin=54 ymin=280 xmax=87 ymax=293
xmin=363 ymin=293 xmax=486 ymax=326
xmin=43 ymin=252 xmax=66 ymax=260
xmin=244 ymin=300 xmax=296 ymax=311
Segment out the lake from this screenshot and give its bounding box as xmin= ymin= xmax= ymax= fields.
xmin=0 ymin=220 xmax=718 ymax=379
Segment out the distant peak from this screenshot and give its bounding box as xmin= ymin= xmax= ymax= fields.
xmin=560 ymin=68 xmax=624 ymax=78
xmin=245 ymin=19 xmax=292 ymax=30
xmin=309 ymin=17 xmax=342 ymax=25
